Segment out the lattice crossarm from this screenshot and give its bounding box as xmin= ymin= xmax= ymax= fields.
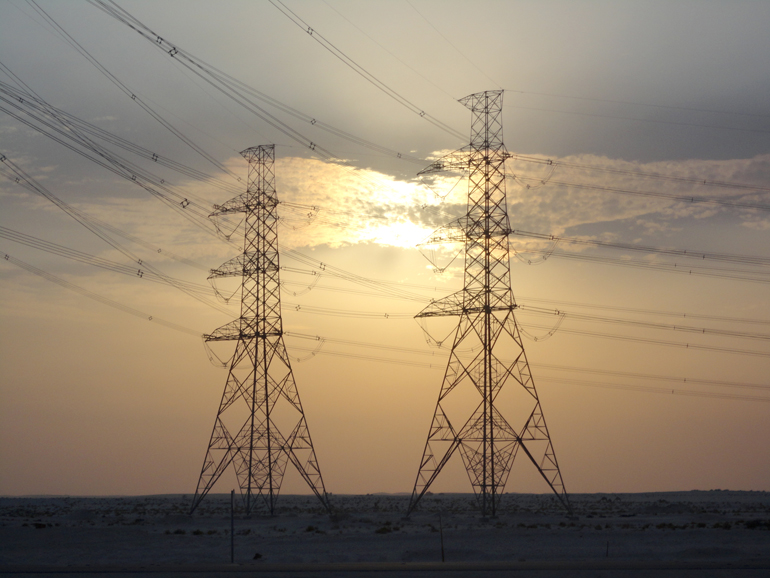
xmin=415 ymin=290 xmax=467 ymax=318
xmin=203 ymin=318 xmax=256 ymax=341
xmin=417 ymin=217 xmax=468 ymax=246
xmin=210 ymin=193 xmax=250 ymax=216
xmin=417 ymin=146 xmax=472 ymax=175
xmin=208 ymin=253 xmax=251 ymax=279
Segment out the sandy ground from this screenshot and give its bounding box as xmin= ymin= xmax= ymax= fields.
xmin=1 ymin=491 xmax=768 ymax=571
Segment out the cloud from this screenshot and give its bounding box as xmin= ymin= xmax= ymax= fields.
xmin=9 ymin=150 xmax=765 ymax=286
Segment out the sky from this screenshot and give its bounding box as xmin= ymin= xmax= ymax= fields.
xmin=1 ymin=0 xmax=769 ymax=500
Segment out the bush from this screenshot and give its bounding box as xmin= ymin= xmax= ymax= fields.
xmin=745 ymin=520 xmax=769 ymax=530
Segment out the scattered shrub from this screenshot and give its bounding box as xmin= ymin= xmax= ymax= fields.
xmin=744 ymin=519 xmax=769 ymax=530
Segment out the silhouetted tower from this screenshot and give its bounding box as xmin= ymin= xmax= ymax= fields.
xmin=407 ymin=91 xmax=571 ymax=517
xmin=191 ymin=145 xmax=330 ymax=515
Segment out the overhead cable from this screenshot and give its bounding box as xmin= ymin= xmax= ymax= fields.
xmin=504 ymin=103 xmax=770 ymax=135
xmin=23 ymin=0 xmax=241 ymax=180
xmin=267 ymin=0 xmax=466 ymax=141
xmin=86 ymin=0 xmax=427 ymax=175
xmin=505 ymin=88 xmax=770 ymax=120
xmin=509 ymin=175 xmax=770 ymax=213
xmin=510 ymin=229 xmax=770 ymax=267
xmin=520 ymin=248 xmax=770 ymax=284
xmin=2 ymin=251 xmax=203 ymax=337
xmin=405 ymin=0 xmax=501 ymax=90
xmin=509 ymin=153 xmax=770 ymax=194
xmin=0 ymin=155 xmax=233 ymax=316
xmin=284 ymin=344 xmax=770 ymax=404
xmin=0 ymin=226 xmax=215 ymax=297
xmin=521 ymin=321 xmax=770 ymax=358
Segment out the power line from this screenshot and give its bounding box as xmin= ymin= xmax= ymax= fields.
xmin=0 ymin=226 xmax=215 ymax=297
xmin=0 ymin=80 xmax=242 ymax=197
xmin=10 ymin=224 xmax=764 ymax=346
xmin=516 ymin=294 xmax=770 ymax=328
xmin=279 ymin=251 xmax=770 ymax=327
xmin=1 ymin=251 xmax=202 ymax=337
xmin=283 ymin=343 xmax=770 ymax=404
xmin=23 ymin=0 xmax=241 ymax=181
xmin=85 ymin=0 xmax=411 ymax=198
xmin=534 ymin=362 xmax=770 ymax=392
xmin=521 ymin=321 xmax=770 ymax=358
xmin=520 ymin=248 xmax=770 ymax=285
xmin=8 ymin=240 xmax=764 ymax=404
xmin=509 ymin=153 xmax=770 ymax=194
xmin=0 ymin=99 xmax=223 ymax=237
xmin=504 ymin=88 xmax=770 ymax=120
xmin=0 ymin=154 xmax=233 ymax=316
xmin=57 ymin=1 xmax=770 ymax=208
xmin=509 ymin=175 xmax=770 ymax=213
xmin=510 ymin=229 xmax=770 ymax=267
xmin=405 ymin=0 xmax=501 ymax=90
xmin=0 ymin=165 xmax=211 ymax=273
xmin=320 ymin=0 xmax=458 ymax=102
xmin=286 ymin=332 xmax=770 ymax=394
xmin=504 ymin=103 xmax=770 ymax=135
xmin=539 ymin=377 xmax=770 ymax=404
xmin=267 ymin=0 xmax=466 ymax=141
xmin=517 ymin=305 xmax=770 ymax=342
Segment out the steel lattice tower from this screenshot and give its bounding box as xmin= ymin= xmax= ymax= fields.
xmin=407 ymin=91 xmax=571 ymax=517
xmin=191 ymin=145 xmax=330 ymax=516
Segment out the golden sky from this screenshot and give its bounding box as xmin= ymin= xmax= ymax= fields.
xmin=1 ymin=0 xmax=769 ymax=497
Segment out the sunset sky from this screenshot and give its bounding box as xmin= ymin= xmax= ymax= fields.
xmin=1 ymin=0 xmax=769 ymax=499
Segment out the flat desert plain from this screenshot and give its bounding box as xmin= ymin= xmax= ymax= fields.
xmin=1 ymin=491 xmax=768 ymax=571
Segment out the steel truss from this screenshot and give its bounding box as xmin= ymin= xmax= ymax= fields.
xmin=191 ymin=145 xmax=330 ymax=515
xmin=407 ymin=91 xmax=572 ymax=517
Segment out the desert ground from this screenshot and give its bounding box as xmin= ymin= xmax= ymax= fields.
xmin=1 ymin=491 xmax=768 ymax=576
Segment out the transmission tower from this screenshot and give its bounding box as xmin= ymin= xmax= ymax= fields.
xmin=191 ymin=145 xmax=330 ymax=516
xmin=407 ymin=90 xmax=571 ymax=517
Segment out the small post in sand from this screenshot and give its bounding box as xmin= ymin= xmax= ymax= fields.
xmin=439 ymin=513 xmax=445 ymax=562
xmin=231 ymin=489 xmax=235 ymax=563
